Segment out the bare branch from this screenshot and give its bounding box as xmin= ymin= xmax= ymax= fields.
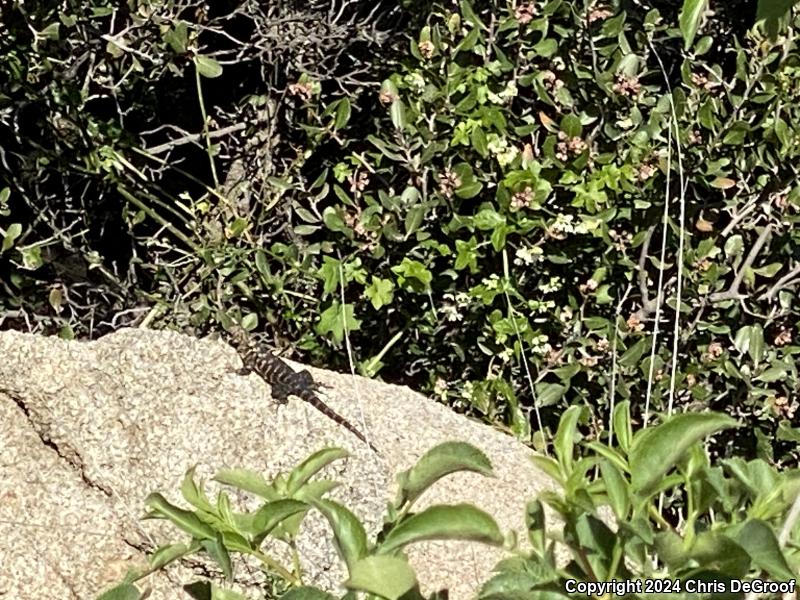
xmin=762 ymin=264 xmax=800 ymax=301
xmin=710 ymin=225 xmax=772 ymax=302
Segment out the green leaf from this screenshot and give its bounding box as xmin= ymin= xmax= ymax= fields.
xmin=455 ymin=180 xmax=483 ymax=199
xmin=144 ymin=493 xmax=216 ymax=540
xmin=756 ymin=0 xmax=798 ymax=39
xmin=749 ymin=324 xmax=765 ymax=366
xmin=280 ymin=587 xmax=337 ymax=600
xmin=1 ymin=223 xmax=22 ymax=252
xmin=733 ymin=325 xmax=753 ymax=355
xmin=194 ymin=55 xmax=223 ymax=78
xmin=316 ymin=301 xmax=361 ymax=343
xmin=364 ymin=276 xmax=395 ymax=310
xmin=554 ymin=406 xmax=582 ymax=476
xmin=252 ymin=499 xmax=309 ymax=536
xmin=599 ymin=460 xmax=630 ymax=521
xmin=334 ymin=98 xmax=351 ymax=130
xmin=287 ymin=448 xmax=349 ymax=494
xmin=535 ymin=382 xmax=567 ymax=407
xmin=396 ymin=442 xmax=494 ymax=508
xmin=754 ymin=366 xmax=787 ymax=383
xmin=688 ymin=531 xmax=750 ymax=578
xmin=612 ymin=401 xmax=632 ymax=452
xmin=560 ymin=114 xmax=582 ymax=138
xmin=181 ymin=466 xmax=214 ymax=512
xmin=148 ymin=542 xmax=195 ymax=570
xmin=202 ymin=532 xmax=233 ymax=580
xmin=679 ymin=0 xmax=709 ymax=49
xmin=213 ymin=469 xmax=275 ymax=500
xmin=460 ymin=0 xmax=487 ymax=30
xmin=474 ymin=208 xmax=505 ymax=230
xmin=629 ymin=413 xmax=738 ymax=493
xmin=164 ymin=21 xmax=188 ymax=53
xmin=345 ymin=555 xmax=417 ymax=600
xmin=619 ymin=337 xmax=648 ymax=368
xmin=736 ymin=520 xmax=796 ymax=580
xmin=312 ymin=499 xmax=368 ymax=571
xmin=471 ymin=127 xmax=489 ymax=157
xmin=20 ymin=246 xmax=42 ymax=270
xmin=97 ymin=584 xmax=143 ymax=600
xmin=390 ymin=99 xmax=407 ymax=130
xmin=584 ymin=442 xmax=629 ymax=474
xmin=533 ymin=38 xmax=558 ymax=57
xmin=530 ymin=455 xmax=564 ymax=483
xmin=525 ymin=499 xmax=547 ymax=554
xmin=380 ymin=504 xmax=503 ymax=553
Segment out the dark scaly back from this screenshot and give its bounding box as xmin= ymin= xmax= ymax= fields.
xmin=226 ymin=324 xmax=378 ymax=452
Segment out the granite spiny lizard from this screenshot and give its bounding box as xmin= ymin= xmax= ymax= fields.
xmin=227 ymin=327 xmax=378 ymax=453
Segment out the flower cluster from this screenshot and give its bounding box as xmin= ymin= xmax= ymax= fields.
xmin=556 ymin=131 xmax=587 ymax=161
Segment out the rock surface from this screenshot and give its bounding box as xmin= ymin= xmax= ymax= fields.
xmin=0 ymin=328 xmax=560 ymax=599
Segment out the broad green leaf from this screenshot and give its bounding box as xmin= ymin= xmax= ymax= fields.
xmin=287 ymin=448 xmax=349 ymax=494
xmin=144 ymin=493 xmax=216 ymax=540
xmin=455 ymin=180 xmax=483 ymax=199
xmin=149 ymin=542 xmax=195 ymax=570
xmin=711 ymin=177 xmax=736 ymax=189
xmin=474 ymin=208 xmax=505 ymax=230
xmin=396 ymin=441 xmax=494 ymax=508
xmin=584 ymin=442 xmax=629 ymax=474
xmin=535 ymin=382 xmax=567 ymax=407
xmin=214 ymin=469 xmax=275 ymax=500
xmin=749 ymin=324 xmax=765 ymax=366
xmin=380 ymin=504 xmax=503 ymax=553
xmin=525 ymin=499 xmax=546 ymax=554
xmin=724 ymin=234 xmax=744 ymax=257
xmin=530 ymin=455 xmax=564 ymax=483
xmin=679 ymin=0 xmax=708 ymax=49
xmin=599 ymin=460 xmax=629 ymax=520
xmin=471 ymin=127 xmax=489 ymax=157
xmin=554 ymin=406 xmax=582 ymax=476
xmin=252 ymin=499 xmax=309 ymax=536
xmin=334 ymin=98 xmax=351 ymax=130
xmin=280 ymin=587 xmax=337 ymax=600
xmin=345 ymin=555 xmax=417 ymax=600
xmin=733 ymin=325 xmax=753 ymax=355
xmin=163 ymin=21 xmax=188 ymax=53
xmin=96 ymin=584 xmax=143 ymax=600
xmin=312 ymin=499 xmax=368 ymax=571
xmin=208 ymin=586 xmax=248 ymax=600
xmin=194 ymin=55 xmax=223 ymax=78
xmin=736 ymin=520 xmax=795 ymax=580
xmin=629 ymin=413 xmax=738 ymax=493
xmin=241 ymin=313 xmax=258 ymax=331
xmin=619 ymin=337 xmax=648 ymax=368
xmin=181 ymin=466 xmax=213 ymax=512
xmin=756 ymin=0 xmax=798 ymax=39
xmin=202 ymin=532 xmax=233 ymax=580
xmin=612 ymin=400 xmax=632 ymax=452
xmin=688 ymin=531 xmax=750 ymax=578
xmin=316 ymin=301 xmax=362 ymax=343
xmin=1 ymin=223 xmax=21 ymax=252
xmin=560 ymin=114 xmax=582 ymax=138
xmin=755 ymin=366 xmax=788 ymax=383
xmin=365 ymin=276 xmax=395 ymax=310
xmin=390 ymin=99 xmax=407 ymax=130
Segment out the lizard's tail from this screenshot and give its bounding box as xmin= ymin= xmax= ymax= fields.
xmin=300 ymin=390 xmax=379 ymax=453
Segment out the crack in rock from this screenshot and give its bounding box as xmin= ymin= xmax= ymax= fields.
xmin=3 ymin=388 xmax=113 ymax=497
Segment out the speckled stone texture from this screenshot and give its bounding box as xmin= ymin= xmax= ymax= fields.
xmin=0 ymin=329 xmax=561 ymax=599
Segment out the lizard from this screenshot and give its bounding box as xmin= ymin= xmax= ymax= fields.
xmin=226 ymin=327 xmax=378 ymax=453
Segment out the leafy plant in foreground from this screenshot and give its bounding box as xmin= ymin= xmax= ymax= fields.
xmin=99 ymin=441 xmax=502 ymax=600
xmin=481 ymin=406 xmax=800 ymax=599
